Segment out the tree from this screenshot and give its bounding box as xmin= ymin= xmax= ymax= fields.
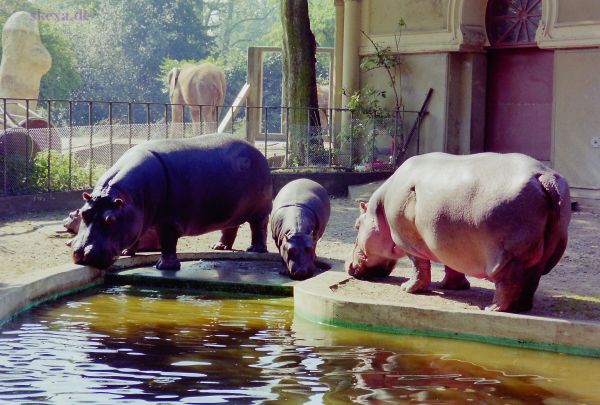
xmin=280 ymin=0 xmax=321 ymax=165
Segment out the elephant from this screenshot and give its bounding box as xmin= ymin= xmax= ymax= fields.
xmin=167 ymin=63 xmax=226 ymax=133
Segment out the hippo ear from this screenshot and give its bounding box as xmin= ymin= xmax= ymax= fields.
xmin=114 ymin=198 xmax=124 ymax=208
xmin=82 ymin=192 xmax=91 ymax=201
xmin=359 ymin=201 xmax=368 ymax=213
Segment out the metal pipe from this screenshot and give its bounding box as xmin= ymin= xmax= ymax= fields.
xmin=109 ymin=102 xmax=114 ymax=166
xmin=88 ymin=101 xmax=93 ymax=187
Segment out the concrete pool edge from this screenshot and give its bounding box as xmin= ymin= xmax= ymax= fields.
xmin=4 ymin=253 xmax=600 ymax=358
xmin=294 ymin=271 xmax=600 ymax=358
xmin=0 ymin=251 xmax=293 ymax=326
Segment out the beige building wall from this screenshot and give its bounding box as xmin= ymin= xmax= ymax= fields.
xmin=553 ymin=50 xmax=600 ymax=195
xmin=335 ymin=0 xmax=600 ymax=197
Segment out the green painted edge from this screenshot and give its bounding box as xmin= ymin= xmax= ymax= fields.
xmin=0 ymin=280 xmax=104 ymax=328
xmin=105 ymin=273 xmax=293 ymax=297
xmin=295 ymin=308 xmax=600 ymax=359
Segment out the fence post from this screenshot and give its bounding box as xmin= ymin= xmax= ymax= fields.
xmin=47 ymin=100 xmax=52 ymax=192
xmin=25 ymin=99 xmax=30 ymax=189
xmin=285 ymin=107 xmax=289 ymax=167
xmin=68 ymin=101 xmax=73 ymax=190
xmin=128 ymin=102 xmax=132 ymax=149
xmin=109 ymin=101 xmax=114 ymax=166
xmin=88 ymin=101 xmax=93 ymax=187
xmin=328 ymin=107 xmax=333 ymax=166
xmin=264 ymin=107 xmax=268 ymax=159
xmin=146 ymin=103 xmax=151 ymax=141
xmin=2 ymin=98 xmax=6 ymax=195
xmin=349 ymin=109 xmax=354 ymax=169
xmin=371 ymin=110 xmax=376 ymax=172
xmin=164 ymin=103 xmax=168 ymax=139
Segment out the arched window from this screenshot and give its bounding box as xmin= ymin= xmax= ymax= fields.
xmin=486 ymin=0 xmax=542 ymax=48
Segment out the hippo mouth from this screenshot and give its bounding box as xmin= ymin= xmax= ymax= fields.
xmin=72 ymin=245 xmax=120 ymax=269
xmin=346 ymin=250 xmax=395 ymax=280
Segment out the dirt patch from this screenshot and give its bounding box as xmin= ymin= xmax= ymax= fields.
xmin=1 ymin=198 xmax=599 ymax=320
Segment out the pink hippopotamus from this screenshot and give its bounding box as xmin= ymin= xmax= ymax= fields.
xmin=346 ymin=152 xmax=571 ymax=313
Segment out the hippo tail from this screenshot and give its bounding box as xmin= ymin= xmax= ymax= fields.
xmin=537 ymin=172 xmax=571 ymax=275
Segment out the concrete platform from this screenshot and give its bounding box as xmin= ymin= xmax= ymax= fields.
xmin=294 ymin=270 xmax=600 ymax=358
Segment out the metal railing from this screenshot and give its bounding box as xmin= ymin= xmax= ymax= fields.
xmin=0 ymin=97 xmax=427 ymax=197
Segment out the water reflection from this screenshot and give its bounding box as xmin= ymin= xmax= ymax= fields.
xmin=0 ymin=286 xmax=598 ymax=404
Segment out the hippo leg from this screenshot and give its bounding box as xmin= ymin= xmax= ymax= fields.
xmin=515 ymin=266 xmax=544 ymax=312
xmin=211 ymin=226 xmax=239 ymax=250
xmin=402 ymin=256 xmax=431 ymax=293
xmin=486 ymin=258 xmax=530 ymax=312
xmin=156 ymin=225 xmax=181 ymax=271
xmin=246 ymin=213 xmax=269 ymax=253
xmin=440 ymin=266 xmax=470 ymax=290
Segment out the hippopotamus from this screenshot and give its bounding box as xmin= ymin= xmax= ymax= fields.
xmin=346 ymin=152 xmax=571 ymax=313
xmin=271 ymin=178 xmax=331 ymax=280
xmin=63 ymin=208 xmax=160 ymax=254
xmin=71 ymin=134 xmax=272 ymax=270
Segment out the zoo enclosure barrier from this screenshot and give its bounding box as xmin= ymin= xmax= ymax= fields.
xmin=0 ymin=97 xmax=428 ymax=197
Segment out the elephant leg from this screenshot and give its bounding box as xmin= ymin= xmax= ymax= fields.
xmin=190 ymin=107 xmax=201 ymax=134
xmin=171 ymin=104 xmax=183 ymax=123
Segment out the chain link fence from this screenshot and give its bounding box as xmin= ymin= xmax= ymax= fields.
xmin=1 ymin=98 xmax=425 ymax=197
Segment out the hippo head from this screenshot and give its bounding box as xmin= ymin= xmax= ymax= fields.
xmin=346 ymin=201 xmax=396 ymax=279
xmin=279 ymin=233 xmax=316 ymax=280
xmin=71 ymin=191 xmax=142 ymax=269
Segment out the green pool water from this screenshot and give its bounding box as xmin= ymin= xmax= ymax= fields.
xmin=1 ymin=286 xmax=599 ymax=404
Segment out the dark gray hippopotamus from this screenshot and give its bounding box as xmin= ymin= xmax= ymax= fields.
xmin=71 ymin=134 xmax=272 ymax=270
xmin=346 ymin=152 xmax=571 ymax=313
xmin=271 ymin=178 xmax=331 ymax=280
xmin=63 ymin=208 xmax=160 ymax=254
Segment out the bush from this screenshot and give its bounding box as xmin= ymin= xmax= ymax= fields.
xmin=28 ymin=150 xmax=107 ymax=192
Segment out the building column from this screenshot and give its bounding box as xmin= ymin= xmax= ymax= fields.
xmin=340 ymin=0 xmax=361 ymax=164
xmin=332 ymin=0 xmax=345 ymax=137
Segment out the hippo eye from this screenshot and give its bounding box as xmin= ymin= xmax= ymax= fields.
xmin=104 ymin=215 xmax=116 ymax=227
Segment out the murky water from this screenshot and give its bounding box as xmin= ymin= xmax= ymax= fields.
xmin=1 ymin=286 xmax=599 ymax=404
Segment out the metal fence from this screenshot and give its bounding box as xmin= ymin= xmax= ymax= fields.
xmin=0 ymin=97 xmax=426 ymax=197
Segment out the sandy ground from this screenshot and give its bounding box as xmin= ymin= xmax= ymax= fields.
xmin=1 ymin=198 xmax=599 ymax=320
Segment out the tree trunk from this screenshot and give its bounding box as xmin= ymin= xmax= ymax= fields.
xmin=280 ymin=0 xmax=323 ymax=165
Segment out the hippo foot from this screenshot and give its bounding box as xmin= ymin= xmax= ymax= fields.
xmin=121 ymin=248 xmax=137 ymax=257
xmin=156 ymin=257 xmax=181 ymax=271
xmin=246 ymin=244 xmax=268 ymax=253
xmin=401 ymin=278 xmax=429 ymax=294
xmin=211 ymin=242 xmax=232 ymax=250
xmin=439 ymin=276 xmax=470 ymax=290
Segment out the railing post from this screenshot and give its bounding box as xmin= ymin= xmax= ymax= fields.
xmin=306 ymin=107 xmax=310 ymax=166
xmin=200 ymin=105 xmax=203 ymax=135
xmin=230 ymin=106 xmax=234 ymax=134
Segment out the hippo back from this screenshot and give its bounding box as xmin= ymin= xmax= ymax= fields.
xmin=272 ymin=178 xmax=331 ymax=239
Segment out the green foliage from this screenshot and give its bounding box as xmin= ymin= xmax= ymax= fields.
xmin=29 ymin=150 xmax=106 ymax=191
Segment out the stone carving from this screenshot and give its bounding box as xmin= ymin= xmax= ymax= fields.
xmin=0 ymin=11 xmax=52 ymax=119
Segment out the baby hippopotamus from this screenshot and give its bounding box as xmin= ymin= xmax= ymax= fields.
xmin=70 ymin=134 xmax=272 ymax=270
xmin=347 ymin=152 xmax=571 ymax=313
xmin=271 ymin=178 xmax=331 ymax=280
